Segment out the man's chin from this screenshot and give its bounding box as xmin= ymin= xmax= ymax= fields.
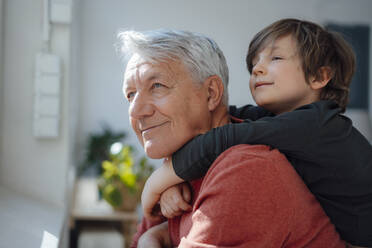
xmin=144 ymin=146 xmax=174 ymax=160
xmin=142 ymin=139 xmax=187 ymax=159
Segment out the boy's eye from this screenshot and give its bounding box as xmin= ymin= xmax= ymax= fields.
xmin=272 ymin=56 xmax=283 ymax=61
xmin=251 ymin=59 xmax=258 ymax=67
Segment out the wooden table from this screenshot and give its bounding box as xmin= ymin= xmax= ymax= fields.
xmin=69 ymin=177 xmax=139 ymax=248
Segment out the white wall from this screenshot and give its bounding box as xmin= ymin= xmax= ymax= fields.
xmin=0 ymin=0 xmax=4 ymax=178
xmin=75 ymin=0 xmax=372 ymax=166
xmin=0 ymin=0 xmax=75 ymax=207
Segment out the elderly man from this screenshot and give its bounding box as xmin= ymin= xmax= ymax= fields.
xmin=119 ymin=29 xmax=344 ymax=247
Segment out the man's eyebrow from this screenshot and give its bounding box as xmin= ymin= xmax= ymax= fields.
xmin=145 ymin=72 xmax=163 ymax=82
xmin=123 ymin=83 xmax=133 ymax=94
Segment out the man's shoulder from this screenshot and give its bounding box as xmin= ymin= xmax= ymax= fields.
xmin=201 ymin=144 xmax=306 ymax=197
xmin=202 ymin=144 xmax=291 ymax=184
xmin=211 ymin=144 xmax=288 ymax=171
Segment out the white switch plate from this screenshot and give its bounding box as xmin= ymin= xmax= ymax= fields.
xmin=35 ymin=53 xmax=61 ymax=75
xmin=34 ymin=96 xmax=60 ymax=117
xmin=50 ymin=0 xmax=71 ymax=24
xmin=35 ymin=75 xmax=60 ymax=95
xmin=34 ymin=53 xmax=61 ymax=138
xmin=33 ymin=117 xmax=59 ymax=138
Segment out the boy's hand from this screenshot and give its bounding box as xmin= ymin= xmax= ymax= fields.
xmin=160 ymin=183 xmax=192 ymax=219
xmin=141 ymin=157 xmax=184 ymax=221
xmin=141 ymin=172 xmax=163 ymax=222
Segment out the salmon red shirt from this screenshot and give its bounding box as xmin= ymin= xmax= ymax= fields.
xmin=132 ymin=145 xmax=344 ymax=247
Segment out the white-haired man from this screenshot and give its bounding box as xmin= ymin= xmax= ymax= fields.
xmin=119 ymin=29 xmax=344 ymax=247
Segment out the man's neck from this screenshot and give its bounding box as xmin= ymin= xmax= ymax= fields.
xmin=211 ymin=105 xmax=231 ymax=129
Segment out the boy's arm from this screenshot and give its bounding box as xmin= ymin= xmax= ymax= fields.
xmin=173 ymin=101 xmax=339 ymax=181
xmin=141 ymin=158 xmax=185 ymax=221
xmin=229 ymin=104 xmax=273 ymax=120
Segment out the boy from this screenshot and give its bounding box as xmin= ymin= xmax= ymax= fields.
xmin=141 ymin=19 xmax=372 ymax=247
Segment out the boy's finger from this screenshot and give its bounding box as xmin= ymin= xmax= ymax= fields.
xmin=144 ymin=211 xmax=162 ymax=222
xmin=161 ymin=205 xmax=173 ymax=219
xmin=179 ymin=201 xmax=192 ymax=211
xmin=172 ymin=195 xmax=191 ymax=211
xmin=169 ymin=201 xmax=181 ymax=213
xmin=181 ymin=183 xmax=192 ymax=203
xmin=173 ymin=210 xmax=182 ymax=217
xmin=143 ymin=204 xmax=162 ymax=222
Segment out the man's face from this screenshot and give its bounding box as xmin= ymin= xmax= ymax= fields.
xmin=249 ymin=35 xmax=318 ymax=114
xmin=123 ymin=54 xmax=211 ymax=159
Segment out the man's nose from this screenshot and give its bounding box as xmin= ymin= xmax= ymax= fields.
xmin=129 ymin=93 xmax=154 ymax=119
xmin=252 ymin=60 xmax=267 ymax=76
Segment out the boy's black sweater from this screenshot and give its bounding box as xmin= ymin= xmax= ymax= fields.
xmin=172 ymin=100 xmax=372 ymax=246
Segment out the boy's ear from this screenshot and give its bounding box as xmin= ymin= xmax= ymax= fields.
xmin=310 ymin=66 xmax=333 ymax=90
xmin=204 ymin=75 xmax=224 ymax=111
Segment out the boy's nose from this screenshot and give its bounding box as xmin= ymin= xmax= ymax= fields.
xmin=252 ymin=61 xmax=267 ymax=76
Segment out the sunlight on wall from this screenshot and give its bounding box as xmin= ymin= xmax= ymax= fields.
xmin=40 ymin=231 xmax=58 ymax=248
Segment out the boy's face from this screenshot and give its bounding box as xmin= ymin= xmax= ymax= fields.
xmin=249 ymin=35 xmax=319 ymax=114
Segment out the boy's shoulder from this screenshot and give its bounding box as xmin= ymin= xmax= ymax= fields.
xmin=283 ymin=100 xmax=342 ymax=125
xmin=230 ymin=100 xmax=341 ymax=122
xmin=229 ymin=104 xmax=273 ymax=120
xmin=294 ymin=100 xmax=340 ymax=114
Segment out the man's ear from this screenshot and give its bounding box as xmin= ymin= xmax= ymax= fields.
xmin=310 ymin=66 xmax=333 ymax=90
xmin=204 ymin=75 xmax=224 ymax=111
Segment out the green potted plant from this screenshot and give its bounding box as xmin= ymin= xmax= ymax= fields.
xmin=79 ymin=124 xmax=126 ymax=177
xmin=98 ymin=142 xmax=154 ymax=211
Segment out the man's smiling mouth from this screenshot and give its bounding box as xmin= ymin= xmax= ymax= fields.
xmin=140 ymin=122 xmax=169 ymax=136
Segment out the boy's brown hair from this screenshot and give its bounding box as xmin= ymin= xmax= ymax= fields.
xmin=246 ymin=18 xmax=356 ymax=112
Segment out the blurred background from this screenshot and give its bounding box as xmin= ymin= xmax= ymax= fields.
xmin=0 ymin=0 xmax=371 ymax=247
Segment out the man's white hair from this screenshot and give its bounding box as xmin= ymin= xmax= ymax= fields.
xmin=117 ymin=29 xmax=229 ymax=105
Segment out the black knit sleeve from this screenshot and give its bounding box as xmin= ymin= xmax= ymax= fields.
xmin=229 ymin=104 xmax=273 ymax=120
xmin=172 ymin=101 xmax=336 ymax=181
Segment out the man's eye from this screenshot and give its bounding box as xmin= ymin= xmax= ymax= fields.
xmin=152 ymin=82 xmax=165 ymax=89
xmin=126 ymin=92 xmax=136 ymax=100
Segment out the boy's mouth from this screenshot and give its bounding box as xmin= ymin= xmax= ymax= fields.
xmin=255 ymin=81 xmax=274 ymax=89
